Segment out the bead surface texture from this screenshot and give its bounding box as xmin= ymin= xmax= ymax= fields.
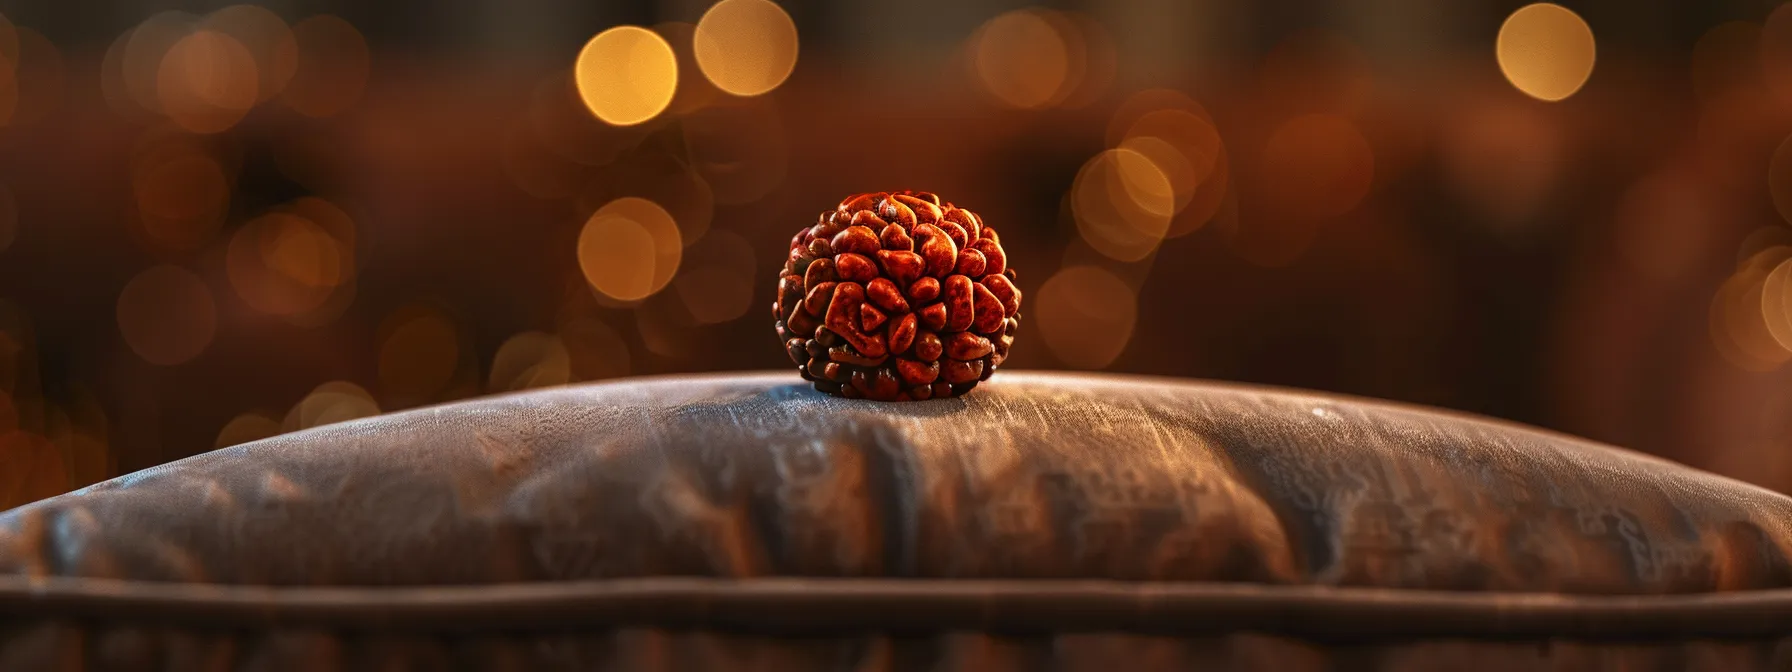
xmin=774 ymin=191 xmax=1022 ymax=400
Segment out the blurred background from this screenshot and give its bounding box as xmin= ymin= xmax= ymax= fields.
xmin=3 ymin=0 xmax=1792 ymax=507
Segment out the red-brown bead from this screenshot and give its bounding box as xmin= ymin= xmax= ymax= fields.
xmin=773 ymin=191 xmax=1022 ymax=401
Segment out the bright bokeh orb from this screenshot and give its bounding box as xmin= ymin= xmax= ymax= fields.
xmin=1071 ymin=148 xmax=1175 ymax=262
xmin=577 ymin=197 xmax=682 ymax=302
xmin=1711 ymin=249 xmax=1792 ymax=371
xmin=575 ymin=26 xmax=678 ymax=126
xmin=1497 ymin=3 xmax=1596 ymax=102
xmin=226 ymin=211 xmax=348 ymax=316
xmin=693 ymin=0 xmax=798 ymax=97
xmin=1122 ymin=109 xmax=1226 ymax=219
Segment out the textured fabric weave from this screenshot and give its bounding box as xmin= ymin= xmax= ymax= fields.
xmin=3 ymin=372 xmax=1791 ymax=669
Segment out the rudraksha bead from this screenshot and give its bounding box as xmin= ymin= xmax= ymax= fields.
xmin=773 ymin=191 xmax=1021 ymax=401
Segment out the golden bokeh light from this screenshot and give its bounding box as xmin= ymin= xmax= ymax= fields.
xmin=377 ymin=306 xmax=461 ymax=404
xmin=1711 ymin=248 xmax=1792 ymax=371
xmin=282 ymin=15 xmax=368 ymax=118
xmin=261 ymin=217 xmax=343 ymax=288
xmin=1120 ymin=108 xmax=1230 ymax=235
xmin=278 ymin=197 xmax=357 ymax=263
xmin=158 ymin=29 xmax=259 ymax=133
xmin=132 ymin=146 xmax=230 ymax=250
xmin=1124 ymin=112 xmax=1222 ymax=197
xmin=283 ymin=381 xmax=379 ymax=432
xmin=203 ymin=5 xmax=298 ymax=103
xmin=693 ymin=0 xmax=799 ymax=97
xmin=0 ymin=183 xmax=14 ymax=254
xmin=1261 ymin=113 xmax=1375 ymax=220
xmin=578 ymin=197 xmax=683 ymax=301
xmin=1113 ymin=149 xmax=1178 ymax=219
xmin=671 ymin=229 xmax=756 ymax=324
xmin=276 ymin=197 xmax=358 ymax=326
xmin=1496 ymin=3 xmax=1596 ymax=102
xmin=1037 ymin=265 xmax=1138 ymax=369
xmin=574 ymin=25 xmax=678 ymax=126
xmin=972 ymin=9 xmax=1069 ymax=110
xmin=558 ymin=316 xmax=631 ymax=381
xmin=227 ymin=210 xmax=349 ymax=316
xmin=1071 ymin=148 xmax=1175 ymax=262
xmin=1762 ymin=257 xmax=1792 ymax=354
xmin=579 ymin=216 xmax=658 ymax=300
xmin=116 ymin=265 xmax=217 ymax=366
xmin=489 ymin=332 xmax=572 ymax=393
xmin=215 ymin=412 xmax=281 ymax=448
xmin=1119 ymin=137 xmax=1192 ymax=199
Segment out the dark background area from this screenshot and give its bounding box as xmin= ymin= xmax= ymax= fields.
xmin=5 ymin=0 xmax=1792 ymax=507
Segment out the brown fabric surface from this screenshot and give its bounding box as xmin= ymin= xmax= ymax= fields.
xmin=5 ymin=372 xmax=1792 ymax=668
xmin=3 ymin=372 xmax=1791 ymax=593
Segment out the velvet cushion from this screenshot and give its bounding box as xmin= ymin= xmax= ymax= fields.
xmin=3 ymin=372 xmax=1792 ymax=670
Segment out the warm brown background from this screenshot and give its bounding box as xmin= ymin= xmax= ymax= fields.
xmin=4 ymin=0 xmax=1792 ymax=508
